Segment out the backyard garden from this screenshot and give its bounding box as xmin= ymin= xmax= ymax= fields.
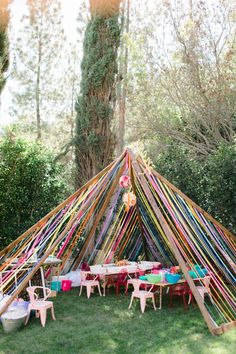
xmin=0 ymin=0 xmax=235 ymax=353
xmin=0 ymin=289 xmax=235 ymax=354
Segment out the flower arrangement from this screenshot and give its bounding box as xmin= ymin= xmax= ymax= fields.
xmin=115 ymin=259 xmax=129 ymax=267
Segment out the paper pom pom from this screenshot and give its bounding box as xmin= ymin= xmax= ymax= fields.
xmin=122 ymin=192 xmax=136 ymax=211
xmin=119 ymin=175 xmax=131 ymax=188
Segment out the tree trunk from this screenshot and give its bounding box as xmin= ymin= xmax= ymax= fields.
xmin=116 ymin=0 xmax=130 ymax=157
xmin=0 ymin=1 xmax=10 ymax=97
xmin=75 ymin=1 xmax=121 ymax=187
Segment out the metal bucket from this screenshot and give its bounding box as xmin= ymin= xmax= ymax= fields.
xmin=1 ymin=309 xmax=28 ymax=333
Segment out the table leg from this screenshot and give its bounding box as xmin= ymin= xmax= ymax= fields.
xmin=57 ymin=264 xmax=60 ymax=282
xmin=103 ymin=281 xmax=106 ymax=296
xmin=158 ymin=287 xmax=162 ymax=310
xmin=40 ymin=267 xmax=46 ymax=298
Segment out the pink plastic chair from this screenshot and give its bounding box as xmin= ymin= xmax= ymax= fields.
xmin=188 ymin=276 xmax=213 ymax=304
xmin=128 ymin=279 xmax=157 ymax=313
xmin=25 ymin=286 xmax=56 ymax=327
xmin=126 ymin=271 xmax=147 ymax=294
xmin=79 ymin=271 xmax=102 ymax=298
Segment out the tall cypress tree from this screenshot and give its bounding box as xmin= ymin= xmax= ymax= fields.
xmin=0 ymin=0 xmax=10 ymax=95
xmin=75 ymin=0 xmax=121 ymax=187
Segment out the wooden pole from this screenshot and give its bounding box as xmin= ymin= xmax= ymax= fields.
xmin=213 ymin=321 xmax=236 ymax=335
xmin=0 ymin=151 xmax=126 ymax=316
xmin=137 ymin=157 xmax=236 ymax=242
xmin=132 ymin=157 xmax=219 ymax=335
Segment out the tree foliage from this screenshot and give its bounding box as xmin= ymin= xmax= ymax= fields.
xmin=154 ymin=142 xmax=236 ymax=233
xmin=0 ymin=137 xmax=68 ymax=249
xmin=127 ymin=0 xmax=236 ymax=157
xmin=75 ymin=3 xmax=121 ymax=186
xmin=11 ymin=0 xmax=66 ymax=140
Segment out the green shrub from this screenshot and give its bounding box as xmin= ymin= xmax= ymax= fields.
xmin=154 ymin=143 xmax=236 ymax=233
xmin=0 ymin=138 xmax=68 ymax=249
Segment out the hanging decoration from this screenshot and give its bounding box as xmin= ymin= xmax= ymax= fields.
xmin=119 ymin=175 xmax=131 ymax=188
xmin=122 ymin=191 xmax=136 ymax=211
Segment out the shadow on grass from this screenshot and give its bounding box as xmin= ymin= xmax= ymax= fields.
xmin=0 ymin=289 xmax=235 ymax=354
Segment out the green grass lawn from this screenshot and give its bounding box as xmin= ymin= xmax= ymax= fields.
xmin=0 ymin=289 xmax=235 ymax=354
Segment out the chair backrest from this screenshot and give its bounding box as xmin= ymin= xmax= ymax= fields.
xmin=26 ymin=286 xmax=51 ymax=303
xmin=152 ymin=263 xmax=162 ymax=270
xmin=202 ymin=276 xmax=211 ymax=289
xmin=132 ymin=279 xmax=142 ymax=292
xmin=136 ymin=269 xmax=145 ymax=277
xmin=171 ymin=283 xmax=190 ymax=295
xmin=117 ymin=269 xmax=128 ymax=282
xmin=151 ymin=269 xmax=159 ymax=274
xmin=80 ymin=271 xmax=89 ymax=281
xmin=81 ymin=262 xmax=91 ymax=271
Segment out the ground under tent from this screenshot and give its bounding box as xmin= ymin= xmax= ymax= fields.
xmin=0 ymin=149 xmax=235 ymax=335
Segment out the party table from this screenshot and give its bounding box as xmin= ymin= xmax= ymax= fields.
xmin=0 ymin=257 xmax=61 ymax=298
xmin=88 ymin=261 xmax=161 ymax=296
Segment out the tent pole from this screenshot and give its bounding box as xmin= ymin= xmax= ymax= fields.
xmin=213 ymin=321 xmax=236 ymax=335
xmin=132 ymin=158 xmax=219 ymax=335
xmin=128 ymin=152 xmax=149 ymax=260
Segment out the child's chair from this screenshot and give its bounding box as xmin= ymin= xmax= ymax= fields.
xmin=79 ymin=271 xmax=102 ymax=298
xmin=25 ymin=286 xmax=56 ymax=327
xmin=105 ymin=269 xmax=128 ymax=295
xmin=188 ymin=276 xmax=213 ymax=304
xmin=128 ymin=279 xmax=157 ymax=313
xmin=169 ymin=283 xmax=191 ymax=310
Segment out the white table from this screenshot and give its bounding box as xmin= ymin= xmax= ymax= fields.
xmin=0 ymin=258 xmax=61 ymax=298
xmin=88 ymin=261 xmax=161 ymax=296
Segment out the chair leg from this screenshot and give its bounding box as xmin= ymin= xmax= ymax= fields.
xmin=140 ymin=297 xmax=147 ymax=313
xmin=152 ymin=295 xmax=157 ymax=311
xmin=79 ymin=285 xmax=83 ymax=296
xmin=128 ymin=294 xmax=134 ymax=309
xmin=188 ymin=293 xmax=192 ymax=305
xmin=39 ymin=308 xmax=47 ymax=327
xmin=169 ymin=294 xmax=173 ymax=308
xmin=209 ymin=293 xmax=214 ymax=303
xmin=97 ymin=283 xmax=102 ymax=297
xmin=116 ymin=284 xmax=119 ymax=296
xmin=183 ymin=295 xmax=188 ymax=310
xmin=86 ymin=285 xmax=92 ymax=299
xmin=51 ymin=305 xmax=56 ymax=320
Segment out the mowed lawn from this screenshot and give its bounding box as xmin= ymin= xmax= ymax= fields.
xmin=0 ymin=288 xmax=235 ymax=354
